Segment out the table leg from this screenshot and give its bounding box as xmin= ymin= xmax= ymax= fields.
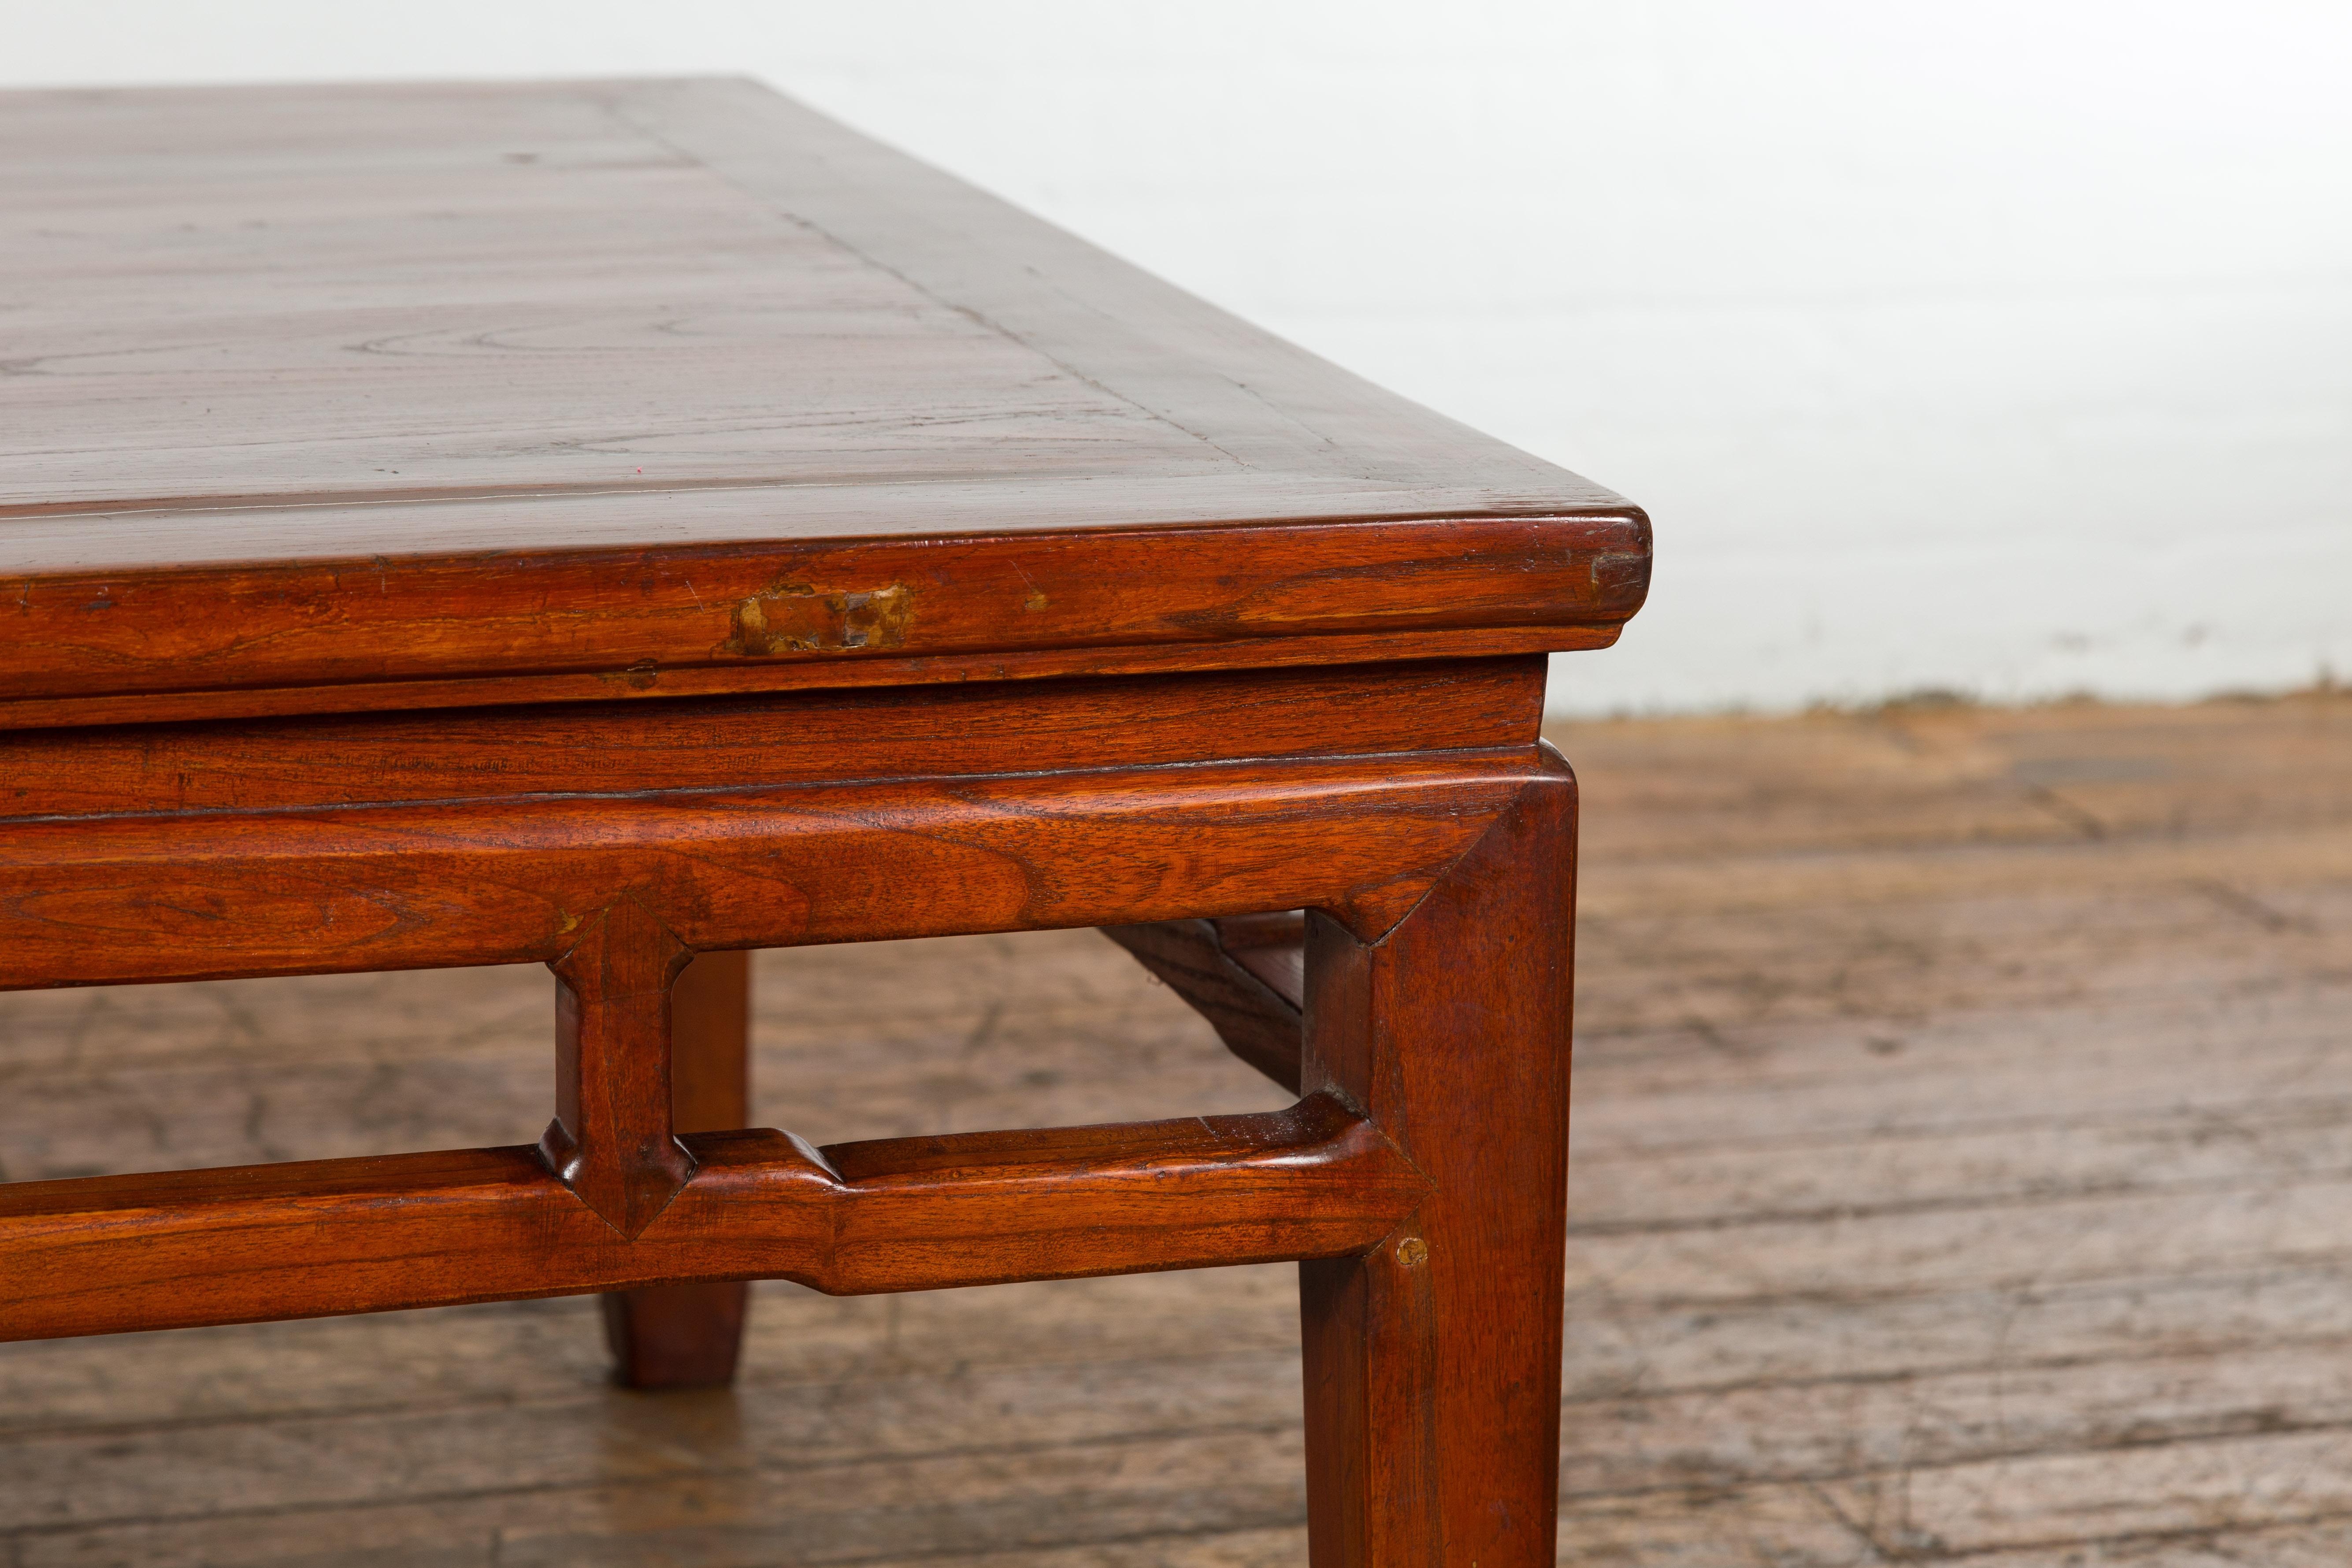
xmin=599 ymin=948 xmax=753 ymax=1388
xmin=1299 ymin=758 xmax=1576 ymax=1566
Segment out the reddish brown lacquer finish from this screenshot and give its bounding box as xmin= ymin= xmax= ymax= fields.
xmin=602 ymin=948 xmax=754 ymax=1390
xmin=0 ymin=1095 xmax=1426 ymax=1339
xmin=1302 ymin=756 xmax=1581 ymax=1566
xmin=1102 ymin=915 xmax=1306 ymax=1094
xmin=0 ymin=78 xmax=1645 ymax=1564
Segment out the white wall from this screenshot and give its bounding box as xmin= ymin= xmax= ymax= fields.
xmin=11 ymin=3 xmax=2349 ymax=714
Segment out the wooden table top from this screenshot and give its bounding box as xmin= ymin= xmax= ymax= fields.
xmin=0 ymin=79 xmax=1647 ymax=728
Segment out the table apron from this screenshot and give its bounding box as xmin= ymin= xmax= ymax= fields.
xmin=0 ymin=748 xmax=1549 ymax=990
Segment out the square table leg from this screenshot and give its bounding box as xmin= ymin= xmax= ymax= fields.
xmin=1299 ymin=761 xmax=1577 ymax=1566
xmin=599 ymin=948 xmax=754 ymax=1389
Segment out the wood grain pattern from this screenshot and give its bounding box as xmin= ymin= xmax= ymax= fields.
xmin=0 ymin=1094 xmax=1424 ymax=1343
xmin=1100 ymin=916 xmax=1305 ymax=1093
xmin=1 ymin=82 xmax=1616 ymax=524
xmin=0 ymin=519 xmax=1642 ymax=722
xmin=0 ymin=626 xmax=1599 ymax=735
xmin=664 ymin=949 xmax=752 ymax=1139
xmin=0 ymin=657 xmax=1545 ymax=820
xmin=0 ymin=80 xmax=1648 ymax=725
xmin=1214 ymin=910 xmax=1309 ymax=1010
xmin=1301 ymin=751 xmax=1578 ymax=1568
xmin=542 ymin=898 xmax=696 ymax=1237
xmin=0 ymin=749 xmax=1539 ymax=991
xmin=600 ymin=946 xmax=754 ymax=1388
xmin=2 ymin=694 xmax=2345 ymax=1563
xmin=0 ymin=75 xmax=1652 ymax=1562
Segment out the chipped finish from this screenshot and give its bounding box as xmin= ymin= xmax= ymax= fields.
xmin=723 ymin=582 xmax=916 ymax=656
xmin=0 ymin=75 xmax=1643 ymax=1567
xmin=0 ymin=80 xmax=1648 ymax=727
xmin=0 ymin=519 xmax=1645 ymax=725
xmin=1590 ymin=549 xmax=1651 ymax=595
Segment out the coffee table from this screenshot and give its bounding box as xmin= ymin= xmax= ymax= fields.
xmin=0 ymin=78 xmax=1649 ymax=1564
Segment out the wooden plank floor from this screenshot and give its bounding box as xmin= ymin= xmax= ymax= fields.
xmin=2 ymin=692 xmax=2348 ymax=1564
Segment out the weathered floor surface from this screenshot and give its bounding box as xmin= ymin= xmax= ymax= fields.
xmin=1 ymin=692 xmax=2348 ymax=1564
